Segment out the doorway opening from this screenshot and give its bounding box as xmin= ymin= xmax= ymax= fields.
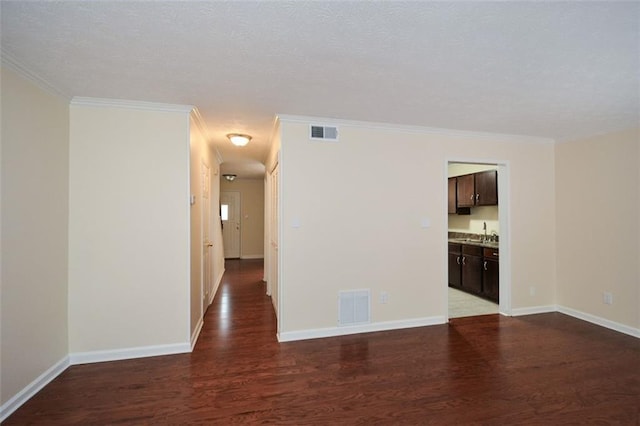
xmin=446 ymin=161 xmax=510 ymax=319
xmin=221 ymin=191 xmax=241 ymax=259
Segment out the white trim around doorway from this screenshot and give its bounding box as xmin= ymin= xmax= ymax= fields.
xmin=445 ymin=158 xmax=512 ymax=320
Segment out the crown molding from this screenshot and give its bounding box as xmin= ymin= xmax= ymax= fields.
xmin=71 ymin=96 xmax=194 ymax=113
xmin=276 ymin=114 xmax=555 ymax=145
xmin=213 ymin=146 xmax=224 ymax=165
xmin=190 ymin=107 xmax=223 ymax=164
xmin=0 ymin=49 xmax=70 ymax=100
xmin=190 ymin=107 xmax=209 ymax=137
xmin=262 ymin=114 xmax=282 ymax=166
xmin=554 ymin=126 xmax=639 ymax=144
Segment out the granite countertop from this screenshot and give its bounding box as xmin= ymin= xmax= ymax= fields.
xmin=448 ymin=238 xmax=499 ymax=249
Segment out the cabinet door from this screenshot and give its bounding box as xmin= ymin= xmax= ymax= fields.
xmin=456 ymin=174 xmax=475 ymax=207
xmin=448 ymin=178 xmax=457 ymax=214
xmin=448 ymin=252 xmax=462 ymax=288
xmin=462 ymin=255 xmax=482 ymax=294
xmin=483 ymin=259 xmax=499 ymax=302
xmin=475 ymin=170 xmax=498 ymax=206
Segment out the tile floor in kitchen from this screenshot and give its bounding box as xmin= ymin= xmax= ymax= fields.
xmin=448 ymin=287 xmax=498 ymax=318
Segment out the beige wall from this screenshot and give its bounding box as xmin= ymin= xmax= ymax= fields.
xmin=1 ymin=67 xmax=70 ymax=406
xmin=220 ymin=178 xmax=265 ymax=258
xmin=448 ymin=163 xmax=498 ymax=177
xmin=448 ymin=206 xmax=499 ymax=235
xmin=556 ymin=128 xmax=639 ymax=330
xmin=278 ymin=117 xmax=556 ymax=335
xmin=68 ymin=101 xmax=191 ymax=353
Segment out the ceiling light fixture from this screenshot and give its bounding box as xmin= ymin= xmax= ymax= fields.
xmin=227 ymin=133 xmax=251 ymax=147
xmin=223 ymin=174 xmax=237 ymax=182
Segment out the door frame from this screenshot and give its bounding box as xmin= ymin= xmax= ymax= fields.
xmin=444 ymin=159 xmax=512 ymax=319
xmin=264 ymin=155 xmax=281 ymax=335
xmin=201 ymin=160 xmax=212 ymax=313
xmin=221 ymin=190 xmax=242 ymax=259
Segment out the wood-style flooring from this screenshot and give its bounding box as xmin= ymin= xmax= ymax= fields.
xmin=5 ymin=259 xmax=639 ymax=424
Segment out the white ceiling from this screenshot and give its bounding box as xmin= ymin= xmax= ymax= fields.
xmin=2 ymin=1 xmax=638 ymax=178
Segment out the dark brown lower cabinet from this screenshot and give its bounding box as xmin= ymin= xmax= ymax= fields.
xmin=448 ymin=243 xmax=462 ymax=289
xmin=482 ymin=247 xmax=499 ymax=302
xmin=483 ymin=259 xmax=499 ymax=302
xmin=461 ymin=245 xmax=482 ymax=295
xmin=449 ymin=243 xmax=499 ymax=303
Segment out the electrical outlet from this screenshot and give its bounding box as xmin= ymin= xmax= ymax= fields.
xmin=529 ymin=286 xmax=536 ymax=296
xmin=603 ymin=292 xmax=613 ymax=305
xmin=380 ymin=291 xmax=389 ymax=304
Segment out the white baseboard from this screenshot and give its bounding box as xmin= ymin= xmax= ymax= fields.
xmin=557 ymin=305 xmax=640 ymax=338
xmin=190 ymin=318 xmax=204 ymax=351
xmin=240 ymin=254 xmax=264 ymax=259
xmin=277 ymin=316 xmax=446 ymax=342
xmin=69 ymin=342 xmax=191 ymax=365
xmin=3 ymin=304 xmax=635 ymax=422
xmin=511 ymin=305 xmax=557 ymax=316
xmin=3 ymin=265 xmax=226 ymax=418
xmin=210 ymin=267 xmax=225 ymax=306
xmin=2 ymin=341 xmax=192 ymax=420
xmin=0 ymin=355 xmax=70 ymax=422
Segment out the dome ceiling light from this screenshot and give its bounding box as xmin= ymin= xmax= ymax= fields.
xmin=227 ymin=133 xmax=251 ymax=147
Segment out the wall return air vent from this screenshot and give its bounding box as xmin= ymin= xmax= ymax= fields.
xmin=310 ymin=124 xmax=339 ymax=141
xmin=338 ymin=289 xmax=370 ymax=326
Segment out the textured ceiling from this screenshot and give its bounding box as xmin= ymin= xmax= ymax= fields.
xmin=1 ymin=1 xmax=638 ymax=178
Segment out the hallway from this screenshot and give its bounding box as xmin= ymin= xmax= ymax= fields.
xmin=5 ymin=259 xmax=639 ymax=424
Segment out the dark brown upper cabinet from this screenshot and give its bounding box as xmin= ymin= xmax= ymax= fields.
xmin=456 ymin=174 xmax=475 ymax=208
xmin=448 ymin=177 xmax=471 ymax=215
xmin=448 ymin=178 xmax=457 ymax=214
xmin=454 ymin=170 xmax=498 ymax=208
xmin=475 ymin=170 xmax=498 ymax=206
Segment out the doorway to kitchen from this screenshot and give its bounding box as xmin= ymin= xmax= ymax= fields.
xmin=447 ymin=161 xmax=510 ymax=319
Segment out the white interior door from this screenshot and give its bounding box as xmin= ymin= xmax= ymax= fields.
xmin=202 ymin=162 xmax=212 ymax=311
xmin=221 ymin=191 xmax=241 ymax=259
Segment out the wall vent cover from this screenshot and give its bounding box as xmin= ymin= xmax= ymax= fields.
xmin=338 ymin=289 xmax=370 ymax=326
xmin=310 ymin=125 xmax=339 ymax=141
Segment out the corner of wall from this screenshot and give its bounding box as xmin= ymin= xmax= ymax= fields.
xmin=1 ymin=64 xmax=70 ymax=419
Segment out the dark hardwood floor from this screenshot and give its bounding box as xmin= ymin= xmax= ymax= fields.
xmin=5 ymin=259 xmax=639 ymax=424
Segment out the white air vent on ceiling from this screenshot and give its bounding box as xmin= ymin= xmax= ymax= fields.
xmin=310 ymin=124 xmax=339 ymax=141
